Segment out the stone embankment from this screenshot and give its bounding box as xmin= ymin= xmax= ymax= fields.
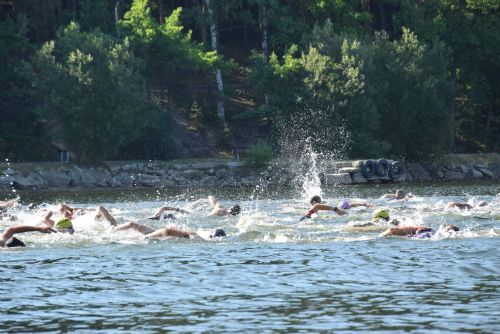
xmin=325 ymin=155 xmax=500 ymax=185
xmin=0 ymin=154 xmax=499 ymax=191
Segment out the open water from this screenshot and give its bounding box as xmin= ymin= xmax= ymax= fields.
xmin=1 ymin=181 xmax=499 ymax=333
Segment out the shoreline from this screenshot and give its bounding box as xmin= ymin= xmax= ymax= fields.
xmin=1 ymin=154 xmax=499 ymax=193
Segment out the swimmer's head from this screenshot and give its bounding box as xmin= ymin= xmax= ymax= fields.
xmin=229 ymin=205 xmax=241 ymax=216
xmin=209 ymin=228 xmax=226 ymax=238
xmin=372 ymin=208 xmax=390 ymax=221
xmin=339 ymin=200 xmax=350 ymax=210
xmin=163 ymin=213 xmax=176 ymax=220
xmin=445 ymin=224 xmax=460 ymax=232
xmin=310 ymin=196 xmax=322 ymax=205
xmin=6 ymin=237 xmax=26 ymax=248
xmin=395 ymin=190 xmax=406 ymax=199
xmin=477 ymin=201 xmax=488 ymax=207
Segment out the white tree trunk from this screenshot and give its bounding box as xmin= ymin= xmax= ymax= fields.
xmin=260 ymin=2 xmax=269 ymax=106
xmin=114 ymin=0 xmax=121 ymax=39
xmin=204 ymin=0 xmax=226 ymax=124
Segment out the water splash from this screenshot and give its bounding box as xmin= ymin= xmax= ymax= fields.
xmin=269 ymin=105 xmax=351 ymax=201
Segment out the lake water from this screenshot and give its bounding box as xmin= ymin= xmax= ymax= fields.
xmin=1 ymin=181 xmax=499 ymax=333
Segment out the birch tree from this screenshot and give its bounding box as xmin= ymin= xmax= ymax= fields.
xmin=204 ymin=0 xmax=226 ymax=125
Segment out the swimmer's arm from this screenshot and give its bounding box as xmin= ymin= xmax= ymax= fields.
xmin=207 ymin=208 xmax=225 ymax=217
xmin=350 ymin=202 xmax=373 ymax=208
xmin=312 ymin=204 xmax=346 ymax=216
xmin=42 ymin=211 xmax=55 ymax=228
xmin=148 ymin=206 xmax=189 ymax=219
xmin=1 ymin=225 xmax=56 ymax=240
xmin=146 ymin=227 xmax=193 ymax=239
xmin=113 ymin=221 xmax=155 ymax=234
xmin=208 ymin=196 xmax=219 ymax=209
xmin=159 ymin=206 xmax=189 ymax=214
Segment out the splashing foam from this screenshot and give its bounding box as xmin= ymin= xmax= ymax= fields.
xmin=270 ymin=105 xmax=351 ymax=201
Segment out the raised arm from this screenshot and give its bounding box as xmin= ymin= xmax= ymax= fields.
xmin=208 ymin=195 xmax=219 ymax=209
xmin=95 ymin=206 xmax=117 ymax=226
xmin=42 ymin=211 xmax=55 ymax=228
xmin=148 ymin=205 xmax=189 ymax=220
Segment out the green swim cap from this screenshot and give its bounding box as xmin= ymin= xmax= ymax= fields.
xmin=372 ymin=208 xmax=389 ymax=221
xmin=55 ymin=218 xmax=73 ymax=229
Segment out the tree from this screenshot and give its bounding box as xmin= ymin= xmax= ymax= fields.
xmin=32 ymin=22 xmax=162 ymax=161
xmin=120 ymin=1 xmax=217 ymax=107
xmin=0 ymin=14 xmax=47 ymax=160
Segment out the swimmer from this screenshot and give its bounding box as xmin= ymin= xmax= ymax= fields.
xmin=446 ymin=201 xmax=488 ymax=210
xmin=382 ymin=189 xmax=412 ymax=200
xmin=112 ymin=221 xmax=226 ymax=240
xmin=147 ymin=205 xmax=189 ymax=220
xmin=299 ymin=195 xmax=346 ymax=221
xmin=0 ymin=198 xmax=19 ymax=210
xmin=380 ymin=224 xmax=459 ymax=237
xmin=58 ymin=203 xmax=90 ymax=216
xmin=338 ymin=199 xmax=373 ymax=210
xmin=0 ymin=199 xmax=20 ymax=221
xmin=94 ymin=205 xmax=179 ymax=235
xmin=1 ymin=224 xmax=56 ymax=248
xmin=347 ymin=208 xmax=399 ymax=227
xmin=189 ymin=196 xmax=241 ymax=217
xmin=42 ymin=208 xmax=75 ymax=234
xmin=371 ymin=208 xmax=400 ymax=225
xmin=94 ymin=205 xmax=118 ymax=226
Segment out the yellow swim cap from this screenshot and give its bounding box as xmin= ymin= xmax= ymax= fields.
xmin=372 ymin=208 xmax=389 ymax=221
xmin=55 ymin=218 xmax=73 ymax=229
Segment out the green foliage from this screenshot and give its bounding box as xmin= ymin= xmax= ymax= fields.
xmin=31 ymin=22 xmax=165 ymax=161
xmin=245 ymin=141 xmax=273 ymax=168
xmin=0 ymin=14 xmax=50 ymax=161
xmin=1 ymin=0 xmax=499 ymax=161
xmin=120 ymin=1 xmax=218 ymax=91
xmin=250 ymin=21 xmax=452 ymax=160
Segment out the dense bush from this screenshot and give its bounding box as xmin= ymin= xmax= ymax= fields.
xmin=245 ymin=141 xmax=273 ymax=169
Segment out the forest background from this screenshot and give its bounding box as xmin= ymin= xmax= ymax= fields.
xmin=0 ymin=0 xmax=499 ymax=163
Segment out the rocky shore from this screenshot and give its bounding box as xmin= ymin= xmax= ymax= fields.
xmin=1 ymin=154 xmax=499 ymax=192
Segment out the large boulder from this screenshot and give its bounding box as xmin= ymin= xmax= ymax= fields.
xmin=11 ymin=173 xmax=47 ymax=190
xmin=476 ymin=166 xmax=496 ymax=179
xmin=2 ymin=168 xmax=17 ymax=176
xmin=68 ymin=168 xmax=111 ymax=187
xmin=111 ymin=172 xmax=133 ymax=187
xmin=133 ymin=174 xmax=160 ymax=187
xmin=491 ymin=165 xmax=500 ymax=178
xmin=468 ymin=168 xmax=483 ymax=179
xmin=180 ymin=169 xmax=205 ymax=180
xmin=37 ymin=170 xmax=72 ymax=187
xmin=443 ymin=170 xmax=466 ymax=181
xmin=0 ymin=175 xmax=14 ymax=189
xmin=406 ymin=163 xmax=432 ymax=181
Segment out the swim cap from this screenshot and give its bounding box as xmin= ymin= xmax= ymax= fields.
xmin=372 ymin=208 xmax=389 ymax=221
xmin=55 ymin=218 xmax=73 ymax=230
xmin=396 ymin=189 xmax=406 ymax=198
xmin=339 ymin=200 xmax=350 ymax=210
xmin=210 ymin=229 xmax=226 ymax=238
xmin=6 ymin=237 xmax=26 ymax=248
xmin=229 ymin=205 xmax=241 ymax=215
